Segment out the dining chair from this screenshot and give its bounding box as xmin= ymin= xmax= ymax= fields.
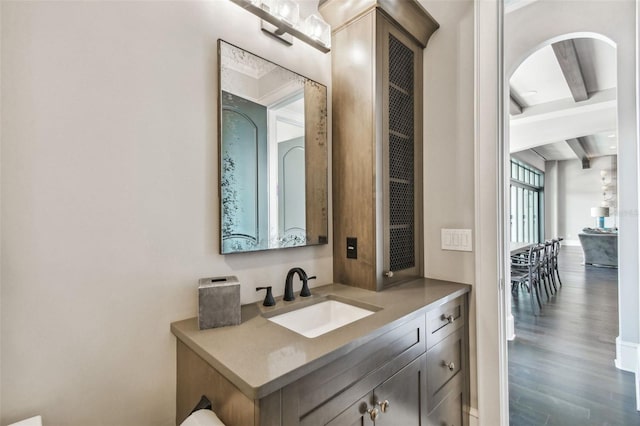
xmin=551 ymin=238 xmax=563 ymax=287
xmin=510 ymin=245 xmax=543 ymax=314
xmin=541 ymin=241 xmax=556 ymax=297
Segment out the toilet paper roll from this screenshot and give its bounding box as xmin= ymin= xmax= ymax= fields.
xmin=180 ymin=409 xmax=226 ymax=426
xmin=8 ymin=416 xmax=43 ymax=426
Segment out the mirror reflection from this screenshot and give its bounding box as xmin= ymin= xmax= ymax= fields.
xmin=219 ymin=40 xmax=328 ymax=254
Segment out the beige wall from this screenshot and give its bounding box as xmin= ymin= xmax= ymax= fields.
xmin=0 ymin=2 xmax=331 ymax=424
xmin=1 ymin=0 xmax=482 ymax=424
xmin=421 ymin=0 xmax=477 ymax=415
xmin=423 ymin=0 xmax=475 ymax=285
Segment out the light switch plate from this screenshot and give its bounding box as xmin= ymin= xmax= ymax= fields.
xmin=441 ymin=229 xmax=473 ymax=252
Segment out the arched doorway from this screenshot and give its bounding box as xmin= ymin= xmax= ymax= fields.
xmin=501 ymin=1 xmax=640 ymax=421
xmin=505 ymin=35 xmax=639 ymax=424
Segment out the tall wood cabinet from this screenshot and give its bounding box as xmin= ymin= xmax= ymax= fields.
xmin=319 ymin=0 xmax=439 ymax=290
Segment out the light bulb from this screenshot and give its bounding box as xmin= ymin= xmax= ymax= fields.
xmin=304 ymin=14 xmax=330 ymax=47
xmin=274 ymin=0 xmax=299 ymax=26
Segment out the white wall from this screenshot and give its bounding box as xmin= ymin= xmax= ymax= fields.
xmin=0 ymin=2 xmax=331 ymax=424
xmin=556 ymin=156 xmax=617 ymax=244
xmin=474 ymin=0 xmax=507 ymax=423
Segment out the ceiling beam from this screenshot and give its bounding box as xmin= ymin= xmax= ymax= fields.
xmin=530 ymin=147 xmax=547 ymax=161
xmin=552 ymin=39 xmax=589 ymax=102
xmin=509 ymin=94 xmax=523 ymax=115
xmin=510 ymin=88 xmax=616 ymax=153
xmin=566 ymin=137 xmax=591 ymax=168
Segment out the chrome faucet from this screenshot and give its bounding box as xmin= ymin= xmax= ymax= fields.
xmin=283 ymin=267 xmax=317 ymax=301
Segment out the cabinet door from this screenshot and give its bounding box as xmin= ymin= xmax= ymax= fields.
xmin=374 ymin=354 xmax=426 ymax=426
xmin=379 ymin=14 xmax=424 ymax=287
xmin=426 ymin=389 xmax=463 ymax=426
xmin=325 ymin=354 xmax=426 ymax=426
xmin=325 ymin=396 xmax=374 ymax=426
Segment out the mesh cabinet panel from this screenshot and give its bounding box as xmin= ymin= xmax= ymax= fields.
xmin=388 ymin=34 xmax=415 ymax=272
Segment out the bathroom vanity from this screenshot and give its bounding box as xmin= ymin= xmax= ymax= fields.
xmin=171 ymin=279 xmax=469 ymax=425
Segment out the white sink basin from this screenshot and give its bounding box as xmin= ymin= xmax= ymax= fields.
xmin=267 ymin=300 xmax=376 ymax=338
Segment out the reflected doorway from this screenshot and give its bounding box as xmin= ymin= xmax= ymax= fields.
xmin=505 ymin=34 xmax=631 ymax=424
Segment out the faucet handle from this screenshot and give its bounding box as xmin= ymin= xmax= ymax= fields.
xmin=300 ymin=276 xmax=316 ymax=298
xmin=256 ymin=286 xmax=276 ymax=306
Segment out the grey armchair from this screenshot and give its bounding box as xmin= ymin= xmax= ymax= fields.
xmin=578 ymin=229 xmax=618 ymax=267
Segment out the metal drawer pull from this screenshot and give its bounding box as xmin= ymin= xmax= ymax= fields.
xmin=377 ymin=399 xmax=390 ymax=413
xmin=444 ymin=361 xmax=455 ymax=371
xmin=368 ymin=407 xmax=379 ymax=420
xmin=441 ymin=313 xmax=454 ymax=323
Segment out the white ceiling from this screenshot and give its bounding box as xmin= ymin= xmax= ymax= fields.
xmin=509 ymin=36 xmax=618 ymax=163
xmin=510 ymin=45 xmax=573 ymax=107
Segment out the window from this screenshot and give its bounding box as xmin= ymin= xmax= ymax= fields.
xmin=510 ymin=159 xmax=544 ymax=243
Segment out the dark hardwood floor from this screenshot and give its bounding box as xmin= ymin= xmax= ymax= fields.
xmin=508 ymin=246 xmax=640 ymax=426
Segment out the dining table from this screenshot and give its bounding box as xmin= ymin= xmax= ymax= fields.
xmin=510 ymin=242 xmax=535 ymax=256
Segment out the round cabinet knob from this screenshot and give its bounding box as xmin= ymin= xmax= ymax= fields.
xmin=383 ymin=271 xmax=394 ymax=278
xmin=377 ymin=399 xmax=390 ymax=413
xmin=441 ymin=313 xmax=454 ymax=324
xmin=446 ymin=361 xmax=455 ymax=371
xmin=368 ymin=407 xmax=379 ymax=421
xmin=440 ymin=314 xmax=455 ymax=324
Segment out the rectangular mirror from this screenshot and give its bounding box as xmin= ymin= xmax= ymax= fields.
xmin=218 ymin=40 xmax=328 ymax=254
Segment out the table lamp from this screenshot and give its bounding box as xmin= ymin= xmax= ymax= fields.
xmin=590 ymin=206 xmax=610 ymax=228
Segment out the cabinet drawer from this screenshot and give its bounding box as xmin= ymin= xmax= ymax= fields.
xmin=283 ymin=314 xmax=425 ymax=424
xmin=426 ymin=327 xmax=463 ymax=412
xmin=426 ymin=387 xmax=464 ymax=426
xmin=426 ymin=296 xmax=465 ymax=349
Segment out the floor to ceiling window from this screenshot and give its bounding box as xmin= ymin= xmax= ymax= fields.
xmin=510 ymin=159 xmax=544 ymax=243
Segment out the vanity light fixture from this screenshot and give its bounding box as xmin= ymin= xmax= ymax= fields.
xmin=229 ymin=0 xmax=331 ymax=53
xmin=304 ymin=14 xmax=331 ymax=48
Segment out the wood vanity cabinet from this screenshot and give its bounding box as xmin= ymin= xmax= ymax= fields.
xmin=319 ymin=0 xmax=439 ymax=291
xmin=290 ymin=295 xmax=469 ymax=426
xmin=175 ymin=294 xmax=468 ymax=426
xmin=282 ymin=315 xmax=426 ymax=425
